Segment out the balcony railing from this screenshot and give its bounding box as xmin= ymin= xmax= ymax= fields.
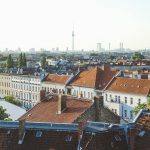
xmin=106 ymin=99 xmax=123 ymax=104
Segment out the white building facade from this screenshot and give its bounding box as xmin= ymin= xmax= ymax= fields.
xmin=103 ymin=77 xmax=149 ymax=122
xmin=41 ymin=74 xmax=73 ymax=95
xmin=70 ymin=86 xmax=96 ymax=100
xmin=11 ymin=75 xmax=41 ymax=109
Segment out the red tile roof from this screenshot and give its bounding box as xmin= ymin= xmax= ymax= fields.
xmin=70 ymin=66 xmax=118 ymax=90
xmin=134 ymin=112 xmax=150 ymax=150
xmin=19 ymin=96 xmax=93 ymax=123
xmin=106 ymin=77 xmax=150 ymax=96
xmin=43 ymin=74 xmax=70 ymax=84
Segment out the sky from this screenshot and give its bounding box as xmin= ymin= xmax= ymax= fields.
xmin=0 ymin=0 xmax=150 ymax=51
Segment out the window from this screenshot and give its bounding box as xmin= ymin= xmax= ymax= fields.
xmin=73 ymin=90 xmax=76 ymax=96
xmin=105 ymin=94 xmax=107 ymax=101
xmin=138 ymin=99 xmax=141 ymax=104
xmin=91 ymin=92 xmax=93 ymax=98
xmin=118 ymin=96 xmax=120 ymax=103
xmin=124 ymin=110 xmax=127 ymax=118
xmin=110 ymin=94 xmax=112 ymax=100
xmin=130 ymin=111 xmax=133 ymax=119
xmin=88 ymin=92 xmax=90 ymax=98
xmin=84 ymin=91 xmax=86 ymax=98
xmin=115 ymin=96 xmax=117 ymax=101
xmin=36 ymin=131 xmax=42 ymax=137
xmin=130 ymin=98 xmax=133 ymax=105
xmin=125 ymin=97 xmax=127 ymax=103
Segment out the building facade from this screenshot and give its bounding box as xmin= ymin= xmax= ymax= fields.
xmin=68 ymin=66 xmax=118 ymax=100
xmin=104 ymin=77 xmax=149 ymax=122
xmin=42 ymin=74 xmax=73 ymax=95
xmin=0 ymin=74 xmax=12 ymax=98
xmin=11 ymin=75 xmax=41 ymax=109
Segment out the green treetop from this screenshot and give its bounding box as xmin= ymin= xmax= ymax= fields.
xmin=132 ymin=52 xmax=145 ymax=61
xmin=18 ymin=53 xmax=23 ymax=68
xmin=6 ymin=54 xmax=13 ymax=68
xmin=41 ymin=56 xmax=47 ymax=68
xmin=22 ymin=53 xmax=27 ymax=67
xmin=0 ymin=106 xmax=9 ymax=120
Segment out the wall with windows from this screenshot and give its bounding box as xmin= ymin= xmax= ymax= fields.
xmin=11 ymin=75 xmax=41 ymax=109
xmin=71 ymin=86 xmax=96 ymax=100
xmin=41 ymin=82 xmax=66 ymax=94
xmin=103 ymin=91 xmax=148 ymax=122
xmin=0 ymin=74 xmax=12 ymax=98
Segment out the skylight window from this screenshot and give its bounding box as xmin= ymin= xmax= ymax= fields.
xmin=65 ymin=135 xmax=72 ymax=142
xmin=36 ymin=131 xmax=42 ymax=137
xmin=114 ymin=135 xmax=121 ymax=141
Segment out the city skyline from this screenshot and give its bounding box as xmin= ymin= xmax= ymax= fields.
xmin=0 ymin=0 xmax=150 ymax=51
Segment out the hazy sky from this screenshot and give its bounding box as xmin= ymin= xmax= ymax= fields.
xmin=0 ymin=0 xmax=150 ymax=51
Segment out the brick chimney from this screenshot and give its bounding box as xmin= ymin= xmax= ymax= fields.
xmin=57 ymin=94 xmax=67 ymax=114
xmin=94 ymin=96 xmax=103 ymax=122
xmin=102 ymin=64 xmax=110 ymax=72
xmin=40 ymin=90 xmax=46 ymax=101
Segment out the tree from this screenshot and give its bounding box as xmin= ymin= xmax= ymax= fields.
xmin=22 ymin=53 xmax=27 ymax=67
xmin=0 ymin=106 xmax=9 ymax=120
xmin=108 ymin=55 xmax=116 ymax=60
xmin=133 ymin=103 xmax=147 ymax=115
xmin=147 ymin=95 xmax=150 ymax=104
xmin=41 ymin=56 xmax=47 ymax=68
xmin=4 ymin=96 xmax=22 ymax=107
xmin=90 ymin=53 xmax=97 ymax=57
xmin=18 ymin=53 xmax=23 ymax=68
xmin=6 ymin=54 xmax=13 ymax=68
xmin=132 ymin=52 xmax=145 ymax=61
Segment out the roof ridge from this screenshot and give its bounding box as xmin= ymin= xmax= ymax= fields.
xmin=116 ymin=77 xmax=150 ymax=81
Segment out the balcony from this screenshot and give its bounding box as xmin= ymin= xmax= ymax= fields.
xmin=106 ymin=99 xmax=122 ymax=104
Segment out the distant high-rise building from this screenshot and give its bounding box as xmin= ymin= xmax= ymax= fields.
xmin=120 ymin=42 xmax=124 ymax=51
xmin=72 ymin=30 xmax=75 ymax=51
xmin=122 ymin=42 xmax=124 ymax=50
xmin=97 ymin=43 xmax=102 ymax=51
xmin=109 ymin=43 xmax=111 ymax=51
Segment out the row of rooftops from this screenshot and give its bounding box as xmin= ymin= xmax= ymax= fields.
xmin=1 ymin=65 xmax=150 ymax=95
xmin=0 ymin=109 xmax=149 ymax=150
xmin=42 ymin=65 xmax=118 ymax=89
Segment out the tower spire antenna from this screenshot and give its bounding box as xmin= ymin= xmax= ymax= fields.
xmin=72 ymin=26 xmax=75 ymax=51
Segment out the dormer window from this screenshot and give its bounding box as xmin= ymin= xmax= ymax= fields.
xmin=36 ymin=131 xmax=42 ymax=137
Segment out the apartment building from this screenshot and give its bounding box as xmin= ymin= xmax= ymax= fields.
xmin=41 ymin=74 xmax=72 ymax=94
xmin=11 ymin=75 xmax=41 ymax=109
xmin=0 ymin=74 xmax=12 ymax=98
xmin=68 ymin=66 xmax=118 ymax=99
xmin=104 ymin=77 xmax=150 ymax=122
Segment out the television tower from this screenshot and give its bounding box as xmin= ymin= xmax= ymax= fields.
xmin=109 ymin=43 xmax=111 ymax=51
xmin=72 ymin=29 xmax=75 ymax=51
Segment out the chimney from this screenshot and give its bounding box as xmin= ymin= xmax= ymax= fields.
xmin=40 ymin=90 xmax=46 ymax=101
xmin=18 ymin=119 xmax=26 ymax=144
xmin=102 ymin=64 xmax=110 ymax=72
xmin=57 ymin=94 xmax=67 ymax=114
xmin=94 ymin=96 xmax=103 ymax=122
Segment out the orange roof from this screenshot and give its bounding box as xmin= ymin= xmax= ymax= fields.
xmin=43 ymin=74 xmax=70 ymax=84
xmin=106 ymin=77 xmax=150 ymax=96
xmin=19 ymin=96 xmax=93 ymax=123
xmin=70 ymin=66 xmax=118 ymax=90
